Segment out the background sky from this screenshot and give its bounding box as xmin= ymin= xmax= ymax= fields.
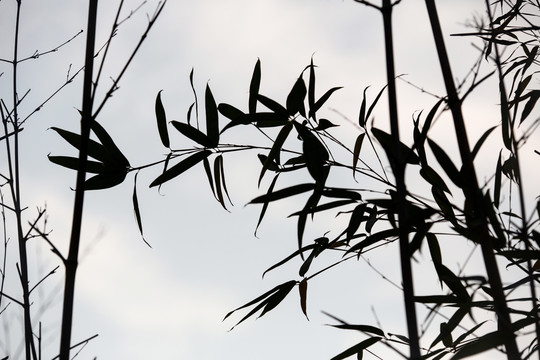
xmin=1 ymin=1 xmax=538 ymax=359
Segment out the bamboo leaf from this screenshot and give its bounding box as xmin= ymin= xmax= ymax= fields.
xmin=48 ymin=155 xmax=104 ymax=174
xmin=189 ymin=68 xmax=199 ymax=126
xmin=286 ymin=76 xmax=307 ymax=116
xmin=471 ymin=126 xmax=496 ymax=160
xmin=91 ymin=120 xmax=130 ymax=166
xmin=365 ymin=85 xmax=387 ymax=125
xmin=315 ymin=118 xmax=339 ymax=131
xmin=258 ymin=94 xmax=288 ymax=115
xmin=310 ymin=87 xmax=342 ymax=118
xmin=171 ymin=120 xmax=213 ymax=147
xmin=203 ymin=157 xmax=217 ymax=200
xmin=520 ymin=90 xmax=540 ymax=124
xmin=223 ymin=280 xmax=297 ymax=322
xmin=259 ymin=280 xmax=296 ymax=318
xmin=358 ymin=87 xmax=368 ymax=128
xmin=258 ymin=122 xmax=293 ymax=185
xmin=347 ymin=204 xmax=367 ymax=240
xmin=330 ymin=337 xmax=381 ymax=360
xmin=254 ymin=174 xmax=279 ymax=235
xmin=262 ymin=243 xmax=317 ymax=278
xmin=420 ymin=165 xmax=451 ymax=194
xmin=50 ymin=127 xmax=111 ymax=164
xmin=84 ymin=171 xmax=127 ymax=191
xmin=299 ymin=278 xmax=309 ymax=320
xmin=150 ymin=150 xmax=212 ymax=187
xmin=428 ymin=138 xmax=462 ymax=188
xmin=249 ymin=59 xmax=261 ymax=114
xmin=373 ymin=128 xmax=420 ymax=165
xmin=451 ymin=331 xmax=504 ymax=360
xmin=132 ymin=172 xmax=151 ymax=247
xmin=249 ymin=184 xmax=316 ymax=204
xmin=308 ymin=58 xmax=316 ymax=120
xmin=214 ymin=155 xmax=227 ymax=210
xmin=352 ymin=133 xmax=366 ymax=179
xmin=205 ymin=84 xmax=219 ymax=147
xmin=155 ymin=90 xmax=170 ymax=148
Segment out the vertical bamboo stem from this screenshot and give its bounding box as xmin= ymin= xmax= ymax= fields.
xmin=381 ymin=1 xmax=421 ymax=358
xmin=423 ymin=1 xmax=520 ymax=358
xmin=58 ymin=1 xmax=98 ymax=359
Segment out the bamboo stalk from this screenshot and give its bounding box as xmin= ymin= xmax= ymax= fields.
xmin=58 ymin=1 xmax=98 ymax=359
xmin=423 ymin=1 xmax=520 ymax=358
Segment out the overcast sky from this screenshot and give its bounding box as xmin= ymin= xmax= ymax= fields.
xmin=1 ymin=1 xmax=538 ymax=359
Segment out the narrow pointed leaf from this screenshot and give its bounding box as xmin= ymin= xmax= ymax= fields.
xmin=287 ymin=76 xmax=307 ymax=116
xmin=373 ymin=128 xmax=419 ymax=165
xmin=259 ymin=122 xmax=292 ymax=185
xmin=471 ymin=126 xmax=496 ymax=160
xmin=48 ymin=155 xmax=104 ymax=174
xmin=189 ymin=68 xmax=199 ymax=126
xmin=150 ymin=150 xmax=212 ymax=187
xmin=249 ymin=183 xmax=315 ymax=204
xmin=330 ymin=337 xmax=381 ymax=360
xmin=249 ymin=59 xmax=261 ymax=114
xmin=257 ymin=94 xmax=288 ymax=115
xmin=223 ymin=280 xmax=296 ymax=322
xmin=85 ymin=171 xmax=127 ymax=190
xmin=171 ymin=121 xmax=212 ymax=147
xmin=203 ymin=157 xmax=217 ymax=200
xmin=262 ymin=244 xmax=317 ymax=278
xmin=520 ymin=90 xmax=540 ymax=124
xmin=132 ymin=172 xmax=151 ymax=247
xmin=352 ymin=133 xmax=366 ymax=179
xmin=255 ymin=174 xmax=279 ymax=234
xmin=205 ymin=84 xmax=219 ymax=147
xmin=421 ymin=165 xmax=451 ymax=194
xmin=259 ymin=280 xmax=296 ymax=318
xmin=50 ymin=127 xmax=111 ymax=163
xmin=155 ymin=90 xmax=170 ymax=148
xmin=358 ymin=87 xmax=368 ymax=128
xmin=365 ymin=85 xmax=387 ymax=123
xmin=91 ymin=120 xmax=130 ymax=166
xmin=428 ymin=138 xmax=462 ymax=188
xmin=310 ymin=87 xmax=342 ymax=118
xmin=299 ymin=278 xmax=309 ymax=320
xmin=308 ymin=58 xmax=316 ymax=120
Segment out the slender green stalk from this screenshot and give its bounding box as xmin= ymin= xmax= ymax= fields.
xmin=380 ymin=1 xmax=421 ymax=358
xmin=58 ymin=1 xmax=98 ymax=359
xmin=423 ymin=1 xmax=520 ymax=358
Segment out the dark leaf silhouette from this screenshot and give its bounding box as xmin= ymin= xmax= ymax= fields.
xmin=150 ymin=150 xmax=212 ymax=187
xmin=155 ymin=90 xmax=170 ymax=148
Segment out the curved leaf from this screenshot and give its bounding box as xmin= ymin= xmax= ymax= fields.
xmin=249 ymin=183 xmax=316 ymax=204
xmin=91 ymin=120 xmax=130 ymax=166
xmin=150 ymin=150 xmax=212 ymax=188
xmin=299 ymin=278 xmax=309 ymax=320
xmin=310 ymin=87 xmax=342 ymax=118
xmin=330 ymin=337 xmax=381 ymax=360
xmin=205 ymin=84 xmax=219 ymax=147
xmin=171 ymin=121 xmax=213 ymax=147
xmin=50 ymin=127 xmax=110 ymax=163
xmin=85 ymin=171 xmax=127 ymax=191
xmin=155 ymin=90 xmax=170 ymax=148
xmin=287 ymin=76 xmax=307 ymax=116
xmin=48 ymin=155 xmax=104 ymax=174
xmin=258 ymin=122 xmax=292 ymax=185
xmin=249 ymin=59 xmax=261 ymax=114
xmin=257 ymin=94 xmax=288 ymax=115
